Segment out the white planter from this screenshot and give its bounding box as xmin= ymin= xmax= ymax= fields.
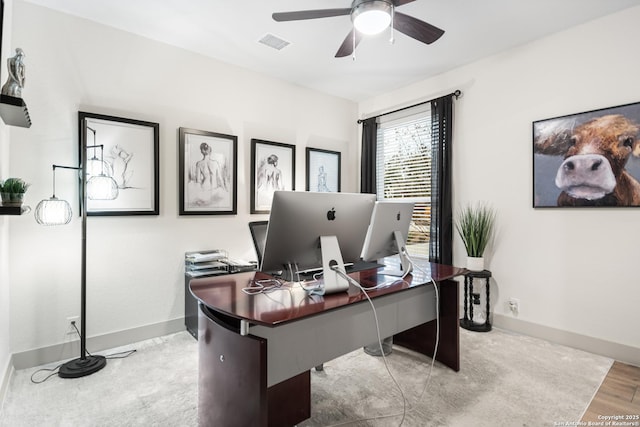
xmin=466 ymin=256 xmax=485 ymax=271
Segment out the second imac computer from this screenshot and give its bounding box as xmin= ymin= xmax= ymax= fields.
xmin=261 ymin=191 xmax=376 ymax=295
xmin=361 ymin=201 xmax=415 ymax=277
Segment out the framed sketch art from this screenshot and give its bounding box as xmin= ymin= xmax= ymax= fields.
xmin=251 ymin=139 xmax=295 ymax=214
xmin=306 ymin=147 xmax=341 ymax=192
xmin=178 ymin=127 xmax=237 ymax=215
xmin=79 ymin=112 xmax=160 ymax=216
xmin=533 ymin=101 xmax=640 ymax=208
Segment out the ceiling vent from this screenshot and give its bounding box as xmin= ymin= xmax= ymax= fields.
xmin=258 ymin=33 xmax=291 ymax=51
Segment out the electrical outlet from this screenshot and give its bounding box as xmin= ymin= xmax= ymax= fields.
xmin=508 ymin=298 xmax=520 ymax=316
xmin=66 ymin=316 xmax=80 ymax=335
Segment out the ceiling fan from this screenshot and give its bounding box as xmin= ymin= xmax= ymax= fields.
xmin=272 ymin=0 xmax=444 ymax=58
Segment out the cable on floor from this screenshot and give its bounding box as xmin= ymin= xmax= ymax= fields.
xmin=330 ymin=265 xmax=409 ymax=426
xmin=29 ymin=324 xmax=138 ymax=383
xmin=326 ymin=255 xmax=441 ymax=427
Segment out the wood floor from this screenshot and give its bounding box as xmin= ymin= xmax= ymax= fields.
xmin=582 ymin=361 xmax=640 ymax=422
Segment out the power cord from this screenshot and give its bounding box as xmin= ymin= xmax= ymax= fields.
xmin=30 ymin=363 xmax=64 ymax=384
xmin=401 ymin=250 xmax=441 ymax=409
xmin=70 ymin=321 xmax=137 ymax=359
xmin=30 ymin=322 xmax=137 ymax=384
xmin=330 ymin=265 xmax=409 ymax=426
xmin=327 ymin=253 xmax=441 ymax=427
xmin=241 ymin=277 xmax=287 ymax=295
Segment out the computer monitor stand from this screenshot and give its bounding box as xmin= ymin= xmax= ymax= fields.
xmin=380 ymin=230 xmax=413 ymax=278
xmin=315 ymin=235 xmax=350 ymax=295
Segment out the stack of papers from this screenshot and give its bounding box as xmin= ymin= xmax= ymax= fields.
xmin=185 ymin=251 xmax=226 ymax=264
xmin=185 ymin=250 xmax=229 ymax=277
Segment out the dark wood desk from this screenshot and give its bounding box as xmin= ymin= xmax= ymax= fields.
xmin=190 ymin=261 xmax=464 ymax=427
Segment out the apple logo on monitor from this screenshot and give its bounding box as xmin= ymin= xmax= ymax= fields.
xmin=327 ymin=208 xmax=336 ymax=221
xmin=396 ymin=211 xmax=401 ymax=221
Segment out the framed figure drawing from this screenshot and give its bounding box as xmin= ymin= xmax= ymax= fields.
xmin=306 ymin=147 xmax=341 ymax=192
xmin=79 ymin=111 xmax=160 ymax=216
xmin=533 ymin=101 xmax=640 ymax=207
xmin=251 ymin=139 xmax=295 ymax=214
xmin=179 ymin=127 xmax=237 ymax=215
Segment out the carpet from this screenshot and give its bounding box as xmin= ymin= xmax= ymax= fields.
xmin=0 ymin=328 xmax=611 ymax=426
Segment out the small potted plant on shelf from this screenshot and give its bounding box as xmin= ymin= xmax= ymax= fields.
xmin=455 ymin=202 xmax=496 ymax=271
xmin=0 ymin=177 xmax=30 ymax=207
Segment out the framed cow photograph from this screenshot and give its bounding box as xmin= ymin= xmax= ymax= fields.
xmin=533 ymin=101 xmax=640 ymax=208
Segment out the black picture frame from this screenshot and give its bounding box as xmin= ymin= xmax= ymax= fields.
xmin=79 ymin=111 xmax=160 ymax=216
xmin=533 ymin=101 xmax=640 ymax=208
xmin=305 ymin=147 xmax=341 ymax=192
xmin=250 ymin=139 xmax=295 ymax=214
xmin=178 ymin=127 xmax=237 ymax=215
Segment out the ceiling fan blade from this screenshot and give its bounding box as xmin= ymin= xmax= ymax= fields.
xmin=335 ymin=29 xmax=363 ymax=58
xmin=392 ymin=0 xmax=417 ymax=6
xmin=393 ymin=11 xmax=444 ymax=45
xmin=272 ymin=8 xmax=351 ymax=22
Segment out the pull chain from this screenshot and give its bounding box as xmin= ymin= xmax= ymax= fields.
xmin=352 ymin=28 xmax=357 ymax=61
xmin=390 ymin=6 xmax=395 ymax=44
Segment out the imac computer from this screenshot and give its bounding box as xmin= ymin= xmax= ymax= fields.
xmin=361 ymin=201 xmax=415 ymax=277
xmin=261 ymin=191 xmax=376 ymax=294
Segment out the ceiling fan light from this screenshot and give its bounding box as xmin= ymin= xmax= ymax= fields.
xmin=352 ymin=1 xmax=392 ymax=35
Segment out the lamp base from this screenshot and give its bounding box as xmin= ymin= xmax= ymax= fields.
xmin=58 ymin=355 xmax=106 ymax=378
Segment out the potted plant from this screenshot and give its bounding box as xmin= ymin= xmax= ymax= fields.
xmin=0 ymin=177 xmax=30 ymax=207
xmin=455 ymin=202 xmax=496 ymax=271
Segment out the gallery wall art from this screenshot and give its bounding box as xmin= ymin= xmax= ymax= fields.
xmin=533 ymin=101 xmax=640 ymax=207
xmin=178 ymin=127 xmax=237 ymax=215
xmin=251 ymin=139 xmax=295 ymax=214
xmin=79 ymin=111 xmax=160 ymax=216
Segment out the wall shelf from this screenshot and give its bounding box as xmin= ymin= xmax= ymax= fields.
xmin=0 ymin=94 xmax=31 ymax=128
xmin=0 ymin=205 xmax=31 ymax=215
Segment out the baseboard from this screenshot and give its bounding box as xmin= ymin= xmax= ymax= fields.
xmin=493 ymin=313 xmax=640 ymax=367
xmin=0 ymin=355 xmax=13 ymax=414
xmin=11 ymin=318 xmax=185 ymax=370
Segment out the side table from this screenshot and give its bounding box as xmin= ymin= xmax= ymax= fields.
xmin=460 ymin=269 xmax=492 ymax=332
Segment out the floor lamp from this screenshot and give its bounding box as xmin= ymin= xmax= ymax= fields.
xmin=34 ymin=131 xmax=118 ymax=378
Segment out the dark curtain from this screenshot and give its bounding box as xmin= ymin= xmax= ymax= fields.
xmin=429 ymin=94 xmax=454 ymax=265
xmin=360 ymin=117 xmax=377 ymax=194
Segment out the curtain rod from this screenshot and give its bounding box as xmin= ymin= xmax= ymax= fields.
xmin=357 ymin=89 xmax=461 ymax=124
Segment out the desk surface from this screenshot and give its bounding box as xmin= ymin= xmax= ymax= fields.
xmin=190 ymin=260 xmax=465 ymax=327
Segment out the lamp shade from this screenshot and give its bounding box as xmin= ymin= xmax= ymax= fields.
xmin=87 ymin=175 xmax=119 ymax=200
xmin=86 ymin=157 xmax=112 ymax=179
xmin=352 ymin=1 xmax=392 ymax=35
xmin=34 ymin=196 xmax=72 ymax=225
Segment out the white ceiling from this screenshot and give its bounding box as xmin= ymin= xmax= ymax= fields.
xmin=23 ymin=0 xmax=640 ymax=102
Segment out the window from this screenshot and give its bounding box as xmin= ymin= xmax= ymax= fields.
xmin=376 ymin=105 xmax=431 ymax=256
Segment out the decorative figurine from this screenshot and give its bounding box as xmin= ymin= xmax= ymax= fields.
xmin=1 ymin=48 xmax=26 ymax=98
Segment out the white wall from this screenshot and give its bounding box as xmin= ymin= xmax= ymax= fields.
xmin=360 ymin=6 xmax=640 ymax=360
xmin=6 ymin=1 xmax=358 ymax=355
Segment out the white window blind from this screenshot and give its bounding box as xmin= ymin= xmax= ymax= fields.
xmin=376 ymin=105 xmax=431 ymax=256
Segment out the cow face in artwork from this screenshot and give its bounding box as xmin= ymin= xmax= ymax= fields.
xmin=535 ymin=114 xmax=640 ymax=206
